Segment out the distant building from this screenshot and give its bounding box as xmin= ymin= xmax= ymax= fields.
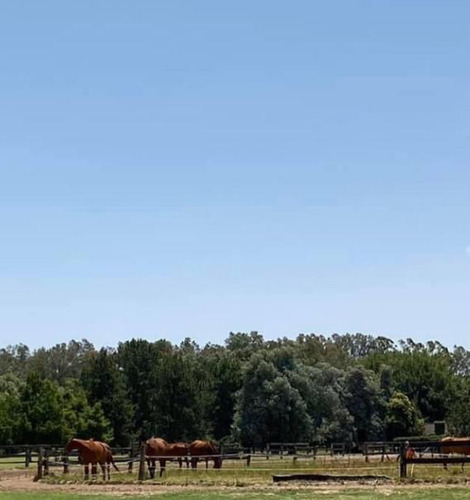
xmin=424 ymin=421 xmax=446 ymax=436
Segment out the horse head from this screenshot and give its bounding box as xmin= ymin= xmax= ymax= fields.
xmin=65 ymin=438 xmax=80 ymax=454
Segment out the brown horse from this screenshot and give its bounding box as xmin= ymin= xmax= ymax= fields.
xmin=65 ymin=438 xmax=119 ymax=480
xmin=188 ymin=440 xmax=222 ymax=469
xmin=168 ymin=442 xmax=189 ymax=469
xmin=145 ymin=437 xmax=170 ymax=478
xmin=441 ymin=437 xmax=470 ymax=470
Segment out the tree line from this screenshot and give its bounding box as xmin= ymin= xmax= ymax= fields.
xmin=1 ymin=332 xmax=469 ymax=447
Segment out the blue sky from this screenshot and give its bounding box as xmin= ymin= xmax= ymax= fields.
xmin=1 ymin=1 xmax=469 ymax=349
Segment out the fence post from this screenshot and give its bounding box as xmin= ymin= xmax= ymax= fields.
xmin=128 ymin=445 xmax=134 ymax=473
xmin=364 ymin=443 xmax=369 ymax=462
xmin=266 ymin=443 xmax=270 ymax=460
xmin=63 ymin=449 xmax=70 ymax=475
xmin=25 ymin=446 xmax=32 ymax=468
xmin=43 ymin=448 xmax=49 ymax=476
xmin=246 ymin=454 xmax=251 ymax=467
xmin=399 ymin=442 xmax=408 ymax=478
xmin=138 ymin=442 xmax=146 ymax=481
xmin=280 ymin=444 xmax=284 ymax=459
xmin=34 ymin=447 xmax=44 ymax=482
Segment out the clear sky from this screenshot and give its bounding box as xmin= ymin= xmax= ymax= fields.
xmin=1 ymin=1 xmax=469 ymax=350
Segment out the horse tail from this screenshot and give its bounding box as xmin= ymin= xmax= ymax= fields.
xmin=100 ymin=442 xmax=120 ymax=472
xmin=111 ymin=457 xmax=120 ymax=472
xmin=106 ymin=447 xmax=120 ymax=471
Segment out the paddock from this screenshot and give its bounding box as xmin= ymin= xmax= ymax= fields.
xmin=2 ymin=440 xmax=470 ymax=485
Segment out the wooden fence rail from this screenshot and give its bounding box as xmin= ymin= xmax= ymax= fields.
xmin=399 ymin=440 xmax=470 ymax=478
xmin=363 ymin=441 xmax=401 ymax=462
xmin=0 ymin=445 xmax=66 ymax=468
xmin=266 ymin=442 xmax=328 ymax=460
xmin=30 ymin=443 xmax=252 ymax=480
xmin=15 ymin=439 xmax=470 ymax=482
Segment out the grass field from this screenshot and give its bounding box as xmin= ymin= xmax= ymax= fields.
xmin=0 ymin=458 xmax=26 ymax=469
xmin=37 ymin=454 xmax=470 ymax=486
xmin=3 ymin=453 xmax=470 ymax=500
xmin=1 ymin=489 xmax=470 ymax=500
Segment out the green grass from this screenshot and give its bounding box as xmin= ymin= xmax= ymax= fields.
xmin=2 ymin=489 xmax=470 ymax=500
xmin=0 ymin=456 xmax=27 ymax=469
xmin=41 ymin=455 xmax=470 ymax=486
xmin=42 ymin=455 xmax=399 ymax=486
xmin=6 ymin=454 xmax=470 ymax=490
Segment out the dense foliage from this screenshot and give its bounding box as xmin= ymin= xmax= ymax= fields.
xmin=0 ymin=333 xmax=468 ymax=446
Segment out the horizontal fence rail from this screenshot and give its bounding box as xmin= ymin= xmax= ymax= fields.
xmin=398 ymin=440 xmax=470 ymax=478
xmin=5 ymin=439 xmax=470 ymax=482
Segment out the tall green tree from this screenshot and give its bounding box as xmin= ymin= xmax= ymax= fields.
xmin=384 ymin=391 xmax=423 ymax=439
xmin=61 ymin=380 xmax=113 ymax=442
xmin=343 ymin=366 xmax=385 ymax=442
xmin=81 ymin=348 xmax=133 ymax=445
xmin=117 ymin=339 xmax=171 ymax=439
xmin=201 ymin=346 xmax=243 ymax=440
xmin=27 ymin=340 xmax=96 ymax=384
xmin=289 ymin=363 xmax=353 ymax=442
xmin=0 ymin=374 xmax=23 ymax=443
xmin=17 ymin=372 xmax=65 ymax=444
xmin=0 ymin=345 xmax=30 ymax=378
xmin=151 ymin=349 xmax=206 ymax=441
xmin=234 ymin=355 xmax=312 ymax=446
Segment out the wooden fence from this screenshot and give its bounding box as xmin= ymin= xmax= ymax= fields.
xmin=363 ymin=441 xmax=401 ymax=462
xmin=0 ymin=444 xmax=64 ymax=468
xmin=31 ymin=443 xmax=252 ymax=481
xmin=266 ymin=442 xmax=333 ymax=459
xmin=399 ymin=440 xmax=470 ymax=478
xmin=12 ymin=439 xmax=470 ymax=481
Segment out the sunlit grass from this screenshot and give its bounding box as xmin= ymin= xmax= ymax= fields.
xmin=7 ymin=453 xmax=470 ymax=486
xmin=3 ymin=487 xmax=470 ymax=500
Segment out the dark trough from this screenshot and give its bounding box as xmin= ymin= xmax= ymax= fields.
xmin=273 ymin=473 xmax=392 ymax=483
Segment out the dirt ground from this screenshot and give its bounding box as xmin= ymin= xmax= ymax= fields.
xmin=1 ymin=469 xmax=469 ymax=497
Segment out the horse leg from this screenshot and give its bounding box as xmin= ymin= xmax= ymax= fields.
xmin=159 ymin=459 xmax=166 ymax=477
xmin=178 ymin=457 xmax=182 ymax=469
xmin=185 ymin=457 xmax=189 ymax=468
xmin=100 ymin=463 xmax=106 ymax=481
xmin=205 ymin=458 xmax=209 ymax=469
xmin=148 ymin=459 xmax=156 ymax=479
xmin=91 ymin=463 xmax=97 ymax=480
xmin=84 ymin=464 xmax=90 ymax=481
xmin=107 ymin=463 xmax=111 ymax=480
xmin=191 ymin=457 xmax=198 ymax=470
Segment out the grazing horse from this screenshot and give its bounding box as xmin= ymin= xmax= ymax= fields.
xmin=65 ymin=438 xmax=119 ymax=480
xmin=188 ymin=440 xmax=222 ymax=469
xmin=145 ymin=437 xmax=170 ymax=478
xmin=168 ymin=442 xmax=189 ymax=469
xmin=441 ymin=437 xmax=470 ymax=471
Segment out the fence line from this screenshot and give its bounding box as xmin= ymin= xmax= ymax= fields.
xmin=398 ymin=440 xmax=470 ymax=478
xmin=11 ymin=439 xmax=470 ymax=482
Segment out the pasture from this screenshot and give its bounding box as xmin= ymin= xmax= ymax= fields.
xmin=36 ymin=451 xmax=470 ymax=485
xmin=1 ymin=487 xmax=470 ymax=500
xmin=3 ymin=446 xmax=470 ymax=500
xmin=5 ymin=448 xmax=470 ymax=485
